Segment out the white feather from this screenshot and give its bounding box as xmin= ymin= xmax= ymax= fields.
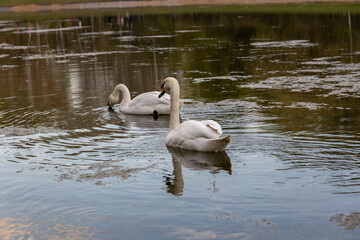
xmin=122 ymin=91 xmax=171 ymax=115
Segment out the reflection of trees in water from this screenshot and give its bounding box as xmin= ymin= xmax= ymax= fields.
xmin=1 ymin=12 xmax=359 ymax=131
xmin=165 ymin=146 xmax=231 ymax=196
xmin=0 ymin=14 xmax=141 ymax=129
xmin=330 ymin=212 xmax=360 ymax=230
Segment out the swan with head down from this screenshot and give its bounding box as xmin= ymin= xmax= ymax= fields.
xmin=107 ymin=84 xmax=175 ymax=115
xmin=158 ymin=77 xmax=230 ymax=152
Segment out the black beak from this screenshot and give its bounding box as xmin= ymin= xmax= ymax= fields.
xmin=107 ymin=100 xmax=113 ymax=111
xmin=158 ymin=82 xmax=166 ymax=98
xmin=158 ymin=89 xmax=166 ymax=98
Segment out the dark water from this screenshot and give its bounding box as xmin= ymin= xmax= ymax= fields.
xmin=1 ymin=7 xmax=360 ymax=239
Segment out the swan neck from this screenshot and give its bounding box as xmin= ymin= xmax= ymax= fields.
xmin=119 ymin=85 xmax=131 ymax=108
xmin=169 ymin=86 xmax=180 ymax=131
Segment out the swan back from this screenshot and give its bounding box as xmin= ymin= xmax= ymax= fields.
xmin=200 ymin=120 xmax=223 ymax=135
xmin=122 ymin=91 xmax=172 ymax=115
xmin=166 ymin=120 xmax=230 ymax=152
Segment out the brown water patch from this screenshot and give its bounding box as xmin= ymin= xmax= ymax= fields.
xmin=330 ymin=212 xmax=360 ymax=230
xmin=57 ymin=162 xmax=157 ymax=185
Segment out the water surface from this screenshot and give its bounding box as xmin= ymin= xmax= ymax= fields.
xmin=1 ymin=7 xmax=360 ymax=239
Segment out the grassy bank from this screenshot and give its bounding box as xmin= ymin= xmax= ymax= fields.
xmin=0 ymin=0 xmax=132 ymax=7
xmin=2 ymin=3 xmax=360 ymax=13
xmin=0 ymin=1 xmax=359 ymax=20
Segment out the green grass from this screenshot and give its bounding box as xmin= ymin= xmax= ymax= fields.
xmin=0 ymin=0 xmax=138 ymax=7
xmin=0 ymin=2 xmax=360 ymax=20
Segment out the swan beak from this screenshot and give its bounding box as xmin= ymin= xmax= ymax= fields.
xmin=107 ymin=100 xmax=113 ymax=111
xmin=158 ymin=89 xmax=166 ymax=98
xmin=159 ymin=82 xmax=166 ymax=98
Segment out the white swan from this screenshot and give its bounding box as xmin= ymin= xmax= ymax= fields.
xmin=158 ymin=77 xmax=230 ymax=152
xmin=107 ymin=84 xmax=173 ymax=115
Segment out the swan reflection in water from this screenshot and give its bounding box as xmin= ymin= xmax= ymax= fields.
xmin=165 ymin=146 xmax=231 ymax=196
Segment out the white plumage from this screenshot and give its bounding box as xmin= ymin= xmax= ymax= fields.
xmin=107 ymin=84 xmax=173 ymax=115
xmin=159 ymin=77 xmax=230 ymax=152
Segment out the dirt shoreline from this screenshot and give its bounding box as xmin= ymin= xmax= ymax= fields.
xmin=9 ymin=0 xmax=360 ymax=13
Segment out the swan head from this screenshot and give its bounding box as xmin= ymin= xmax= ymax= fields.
xmin=158 ymin=77 xmax=179 ymax=98
xmin=107 ymin=84 xmax=129 ymax=111
xmin=107 ymin=100 xmax=114 ymax=111
xmin=107 ymin=91 xmax=120 ymax=111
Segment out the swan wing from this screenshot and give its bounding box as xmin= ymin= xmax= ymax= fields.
xmin=130 ymin=91 xmax=169 ymax=106
xmin=166 ymin=120 xmax=229 ymax=152
xmin=172 ymin=120 xmax=222 ymax=140
xmin=200 ymin=120 xmax=223 ymax=135
xmin=123 ymin=91 xmax=171 ymax=114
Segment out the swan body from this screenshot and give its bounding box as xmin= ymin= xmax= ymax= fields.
xmin=159 ymin=77 xmax=230 ymax=152
xmin=107 ymin=84 xmax=173 ymax=115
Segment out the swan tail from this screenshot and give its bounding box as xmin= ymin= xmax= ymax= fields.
xmin=208 ymin=135 xmax=231 ymax=152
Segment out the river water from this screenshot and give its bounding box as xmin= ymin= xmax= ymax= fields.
xmin=0 ymin=6 xmax=360 ymax=240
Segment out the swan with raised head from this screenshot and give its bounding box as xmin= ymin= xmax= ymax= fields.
xmin=158 ymin=77 xmax=230 ymax=152
xmin=107 ymin=84 xmax=173 ymax=115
